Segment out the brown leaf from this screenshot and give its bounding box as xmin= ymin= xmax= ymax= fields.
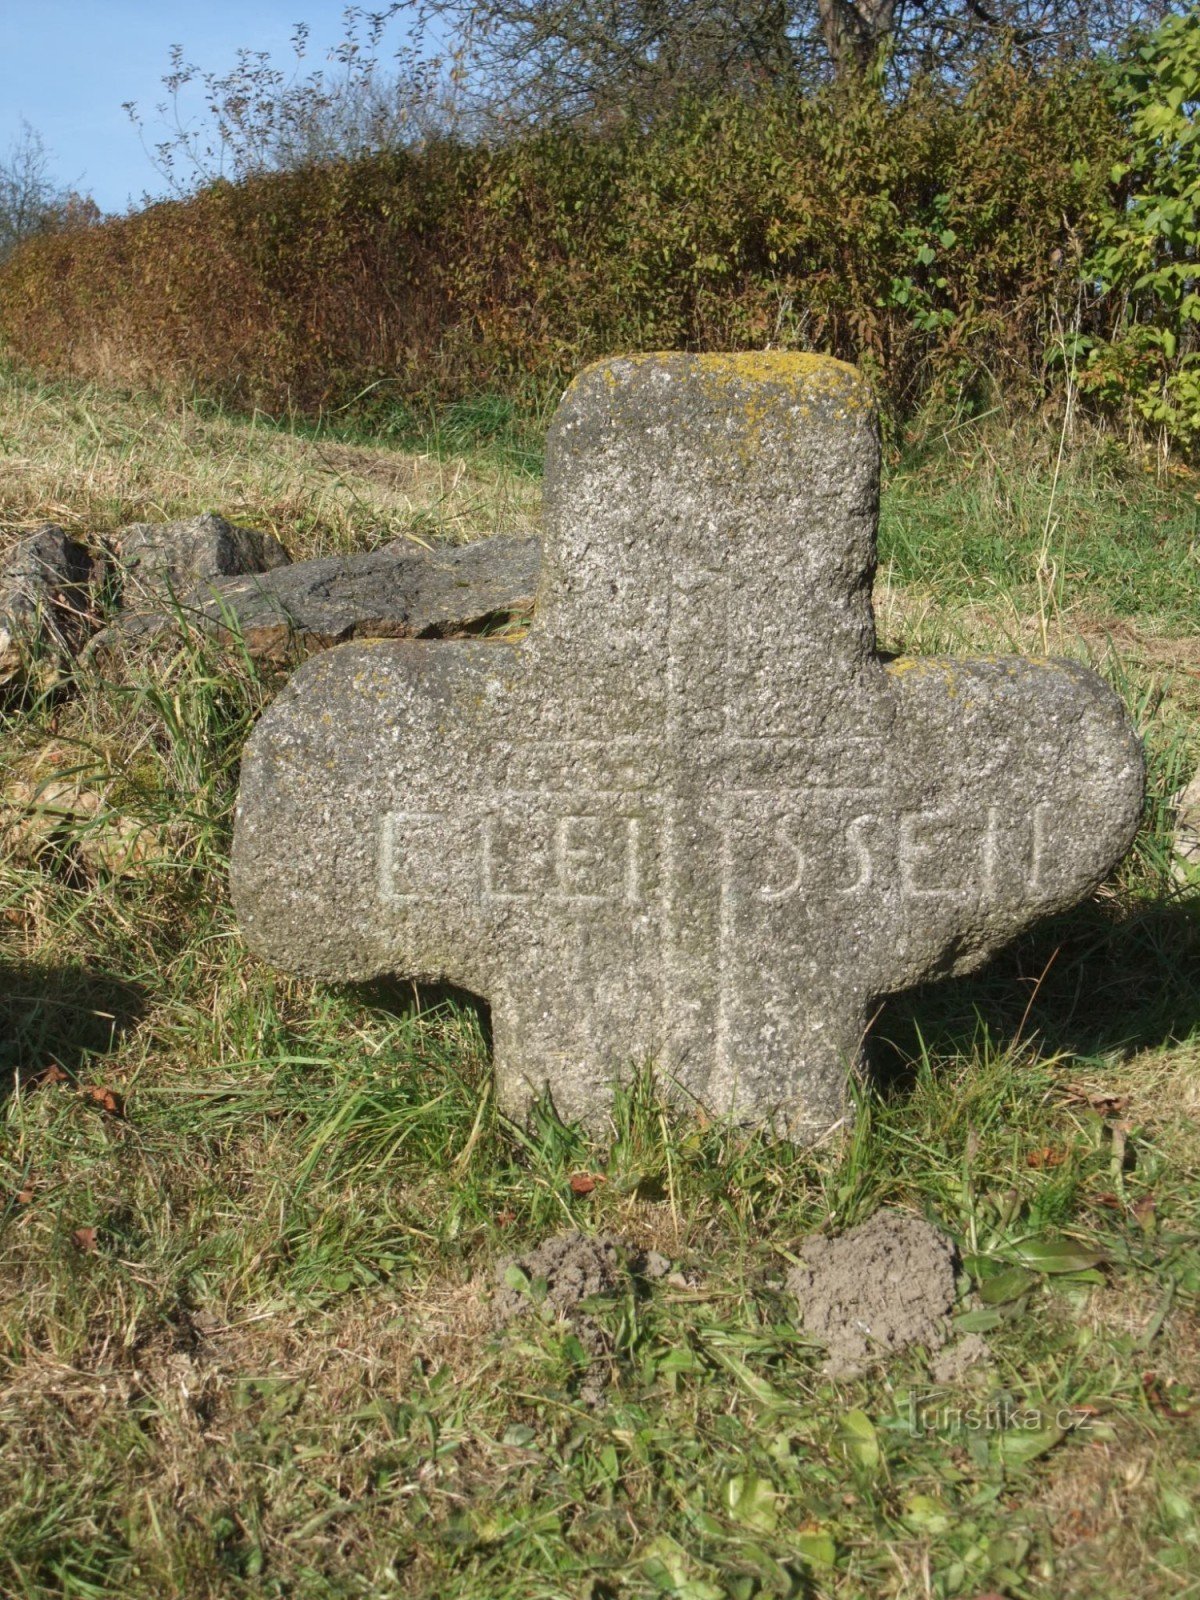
xmin=1026 ymin=1146 xmax=1066 ymax=1169
xmin=1062 ymin=1084 xmax=1129 ymax=1117
xmin=569 ymin=1171 xmax=605 ymax=1196
xmin=33 ymin=1062 xmax=70 ymax=1087
xmin=1142 ymin=1371 xmax=1194 ymax=1421
xmin=15 ymin=1187 xmax=34 ymax=1205
xmin=1132 ymin=1195 xmax=1157 ymax=1231
xmin=72 ymin=1226 xmax=98 ymax=1252
xmin=495 ymin=1208 xmax=516 ymax=1227
xmin=79 ymin=1085 xmax=124 ymax=1117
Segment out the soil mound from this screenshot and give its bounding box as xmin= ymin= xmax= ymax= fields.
xmin=492 ymin=1231 xmax=626 ymax=1328
xmin=491 ymin=1231 xmax=640 ymax=1405
xmin=787 ymin=1209 xmax=958 ymax=1378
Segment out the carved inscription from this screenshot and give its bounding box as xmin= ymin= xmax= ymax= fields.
xmin=747 ymin=795 xmax=1057 ymax=906
xmin=899 ymin=809 xmax=971 ymax=899
xmin=759 ymin=812 xmax=876 ymax=901
xmin=380 ymin=795 xmax=1056 ymax=912
xmin=380 ymin=804 xmax=645 ymax=907
xmin=482 ymin=809 xmax=644 ymax=905
xmin=378 ymin=810 xmax=450 ymax=902
xmin=982 ymin=800 xmax=1052 ymax=899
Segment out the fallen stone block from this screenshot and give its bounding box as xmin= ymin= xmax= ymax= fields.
xmin=114 ymin=512 xmax=290 ymax=610
xmin=94 ymin=536 xmax=540 ymax=668
xmin=0 ymin=525 xmax=101 ymax=688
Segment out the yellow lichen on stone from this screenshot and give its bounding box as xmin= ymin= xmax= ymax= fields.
xmin=574 ymin=350 xmax=868 ymax=411
xmin=685 ymin=350 xmax=862 ymax=393
xmin=884 ymin=657 xmax=960 ymax=691
xmin=561 ymin=350 xmax=874 ymax=477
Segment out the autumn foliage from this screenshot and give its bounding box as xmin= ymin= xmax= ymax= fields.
xmin=0 ymin=59 xmax=1123 ymax=422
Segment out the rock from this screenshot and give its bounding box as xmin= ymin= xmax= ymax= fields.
xmin=114 ymin=512 xmax=290 ymax=609
xmin=194 ymin=535 xmax=539 ymax=662
xmin=786 ymin=1210 xmax=958 ymax=1378
xmin=2 ymin=741 xmax=172 ymax=878
xmin=1172 ymin=767 xmax=1200 ymax=885
xmin=231 ymin=352 xmax=1144 ymax=1139
xmin=0 ymin=525 xmax=100 ymax=688
xmin=95 ymin=536 xmax=540 ymax=667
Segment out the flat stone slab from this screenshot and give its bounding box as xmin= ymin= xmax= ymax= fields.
xmin=232 ymin=353 xmax=1143 ymax=1139
xmin=96 ymin=537 xmax=539 ymax=666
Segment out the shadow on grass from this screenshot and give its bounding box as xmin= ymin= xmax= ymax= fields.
xmin=351 ymin=974 xmax=494 ymax=1054
xmin=307 ymin=898 xmax=1198 ymax=1122
xmin=0 ymin=960 xmax=145 ymax=1097
xmin=871 ymin=891 xmax=1200 ymax=1092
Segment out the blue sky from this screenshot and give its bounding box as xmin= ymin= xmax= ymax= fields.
xmin=0 ymin=2 xmax=403 ymax=214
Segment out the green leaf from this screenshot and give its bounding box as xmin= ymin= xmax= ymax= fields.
xmin=659 ymin=1346 xmax=701 ymax=1374
xmin=1011 ymin=1238 xmax=1103 ymax=1274
xmin=687 ymin=1510 xmax=725 ymax=1539
xmin=725 ymin=1472 xmax=779 ymax=1533
xmin=979 ymin=1266 xmax=1038 ymax=1304
xmin=795 ymin=1529 xmax=837 ymax=1568
xmin=837 ymin=1408 xmax=880 ymax=1470
xmin=639 ymin=1537 xmax=724 ymax=1598
xmin=939 ymin=228 xmax=957 ymax=248
xmin=1162 ymin=1487 xmax=1195 ymax=1525
xmin=988 ymin=1530 xmax=1032 ymax=1579
xmin=902 ymin=1494 xmax=952 ymax=1534
xmin=996 ymin=1425 xmax=1064 ymax=1468
xmin=640 ymin=1533 xmax=689 ymax=1590
xmin=953 ymin=1307 xmax=1005 ymax=1333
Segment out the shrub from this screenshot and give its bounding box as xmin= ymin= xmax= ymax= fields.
xmin=0 ymin=60 xmax=1120 ymax=427
xmin=1077 ymin=8 xmax=1200 ymax=456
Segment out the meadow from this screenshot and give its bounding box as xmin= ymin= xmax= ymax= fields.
xmin=1 ymin=362 xmax=1199 ymax=1599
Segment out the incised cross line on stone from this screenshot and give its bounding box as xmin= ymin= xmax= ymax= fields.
xmin=232 ymin=353 xmax=1143 ymax=1138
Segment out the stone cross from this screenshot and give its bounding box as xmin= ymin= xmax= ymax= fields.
xmin=231 ymin=354 xmax=1143 ymax=1139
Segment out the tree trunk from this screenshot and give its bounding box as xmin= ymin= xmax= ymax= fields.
xmin=817 ymin=0 xmax=896 ymax=75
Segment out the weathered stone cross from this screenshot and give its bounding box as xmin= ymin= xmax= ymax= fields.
xmin=232 ymin=354 xmax=1143 ymax=1138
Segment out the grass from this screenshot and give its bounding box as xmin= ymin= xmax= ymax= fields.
xmin=880 ymin=421 xmax=1200 ymax=634
xmin=1 ymin=363 xmax=1199 ymax=1598
xmin=0 ymin=365 xmax=541 ymax=560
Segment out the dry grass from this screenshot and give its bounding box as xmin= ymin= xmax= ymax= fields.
xmin=0 ymin=371 xmax=541 ymax=560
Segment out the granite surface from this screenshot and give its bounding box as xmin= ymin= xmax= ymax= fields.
xmin=232 ymin=353 xmax=1144 ymax=1138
